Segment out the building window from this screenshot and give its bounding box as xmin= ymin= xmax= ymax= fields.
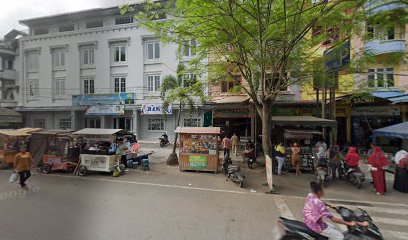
xmin=34 ymin=119 xmax=46 ymax=129
xmin=221 ymin=75 xmax=241 ymax=93
xmin=368 ymin=68 xmax=394 ymax=88
xmin=115 ymin=15 xmax=133 ymax=25
xmin=146 ymin=41 xmax=160 ymax=60
xmin=86 ymin=20 xmax=103 ymax=29
xmin=52 ymin=50 xmax=65 ymax=68
xmin=367 ymin=25 xmax=396 ymax=41
xmin=183 ymin=73 xmax=197 ymax=87
xmin=83 ymin=77 xmax=95 ymax=94
xmin=182 ymin=40 xmax=197 ymax=57
xmin=113 ymin=45 xmax=126 ymax=63
xmin=81 ymin=48 xmax=95 ymax=67
xmin=86 ymin=118 xmax=101 ymax=128
xmin=59 ymin=24 xmax=75 ymax=32
xmin=59 ymin=119 xmax=71 ymax=130
xmin=148 ymin=118 xmax=165 ymax=131
xmin=183 ymin=118 xmax=201 ymax=127
xmin=114 ymin=77 xmax=126 ymax=93
xmin=147 ymin=74 xmax=161 ymax=92
xmin=54 ymin=78 xmax=66 ymax=97
xmin=28 ymin=79 xmax=39 ymax=98
xmin=26 ymin=52 xmax=39 ymax=72
xmin=33 ymin=28 xmax=48 ymax=35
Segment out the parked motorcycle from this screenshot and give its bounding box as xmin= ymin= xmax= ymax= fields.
xmin=222 ymin=157 xmax=245 ymax=188
xmin=242 ymin=149 xmax=256 ymax=169
xmin=316 ymin=158 xmax=330 ymax=187
xmin=159 ymin=132 xmax=170 ymax=147
xmin=343 ymin=162 xmax=365 ymax=189
xmin=279 ymin=204 xmax=383 ymax=240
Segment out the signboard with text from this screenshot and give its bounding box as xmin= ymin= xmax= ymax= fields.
xmin=141 ymin=104 xmax=172 ymax=115
xmin=189 ymin=155 xmax=207 ymax=169
xmin=266 ymin=155 xmax=273 ymax=190
xmin=86 ymin=105 xmax=125 ymax=116
xmin=351 ymin=106 xmax=400 ymax=116
xmin=72 ymin=93 xmax=134 ymax=106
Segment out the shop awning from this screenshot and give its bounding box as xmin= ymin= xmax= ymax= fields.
xmin=32 ymin=129 xmax=75 ymax=136
xmin=0 ymin=108 xmax=22 ymax=123
xmin=372 ymin=121 xmax=408 ymax=141
xmin=212 ymin=96 xmax=250 ymax=104
xmin=175 ymin=127 xmax=221 ymax=134
xmin=271 ymin=116 xmax=337 ymax=128
xmin=284 ymin=129 xmax=322 ymax=139
xmin=73 ymin=128 xmax=123 ymax=135
xmin=0 ymin=127 xmax=42 ymax=137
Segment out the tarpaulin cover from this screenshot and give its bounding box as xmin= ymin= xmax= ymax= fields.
xmin=372 ymin=121 xmax=408 ymax=142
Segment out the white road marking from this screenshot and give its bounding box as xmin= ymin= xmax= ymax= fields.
xmin=273 ymin=196 xmax=294 ymax=219
xmin=341 ymin=205 xmax=408 ymax=216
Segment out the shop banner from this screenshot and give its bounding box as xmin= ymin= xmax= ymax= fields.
xmin=265 ymin=155 xmax=273 ymax=190
xmin=351 ymin=106 xmax=400 ymax=116
xmin=141 ymin=104 xmax=172 ymax=115
xmin=72 ymin=93 xmax=135 ymax=106
xmin=86 ymin=105 xmax=125 ymax=116
xmin=189 ymin=155 xmax=207 ymax=169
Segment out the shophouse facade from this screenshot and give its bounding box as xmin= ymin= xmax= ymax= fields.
xmin=16 ymin=6 xmax=207 ymax=140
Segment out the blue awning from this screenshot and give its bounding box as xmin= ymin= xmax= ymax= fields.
xmin=372 ymin=121 xmax=408 ymax=142
xmin=370 ymin=90 xmax=408 ymax=104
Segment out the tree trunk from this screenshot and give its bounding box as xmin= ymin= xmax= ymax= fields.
xmin=167 ymin=102 xmax=182 ymax=165
xmin=259 ymin=103 xmax=277 ymax=193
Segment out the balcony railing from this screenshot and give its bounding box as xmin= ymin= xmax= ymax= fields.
xmin=365 ymin=39 xmax=406 ymax=55
xmin=0 ymin=69 xmax=16 ymax=80
xmin=365 ymin=0 xmax=408 ymax=16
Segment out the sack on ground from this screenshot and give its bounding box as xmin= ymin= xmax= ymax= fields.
xmin=9 ymin=172 xmax=19 ymax=183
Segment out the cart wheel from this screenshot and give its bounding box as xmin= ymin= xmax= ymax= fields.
xmin=41 ymin=164 xmax=51 ymax=174
xmin=78 ymin=166 xmax=87 ymax=176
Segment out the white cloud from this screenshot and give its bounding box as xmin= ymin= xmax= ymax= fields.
xmin=0 ymin=0 xmax=139 ymax=36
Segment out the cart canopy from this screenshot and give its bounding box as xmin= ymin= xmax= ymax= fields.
xmin=284 ymin=129 xmax=322 ymax=139
xmin=73 ymin=128 xmax=123 ymax=135
xmin=372 ymin=121 xmax=408 ymax=142
xmin=175 ymin=127 xmax=221 ymax=134
xmin=0 ymin=128 xmax=41 ymax=137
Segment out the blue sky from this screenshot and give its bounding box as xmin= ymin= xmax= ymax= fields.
xmin=0 ymin=0 xmax=138 ymax=36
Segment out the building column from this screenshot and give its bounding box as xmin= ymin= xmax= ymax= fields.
xmin=71 ymin=110 xmax=77 ymax=130
xmin=101 ymin=116 xmax=106 ymax=128
xmin=132 ymin=109 xmax=139 ymax=137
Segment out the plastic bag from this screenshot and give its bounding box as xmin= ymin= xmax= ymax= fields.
xmin=9 ymin=172 xmax=19 ymax=183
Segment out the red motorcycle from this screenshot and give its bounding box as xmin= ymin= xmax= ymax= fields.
xmin=242 ymin=149 xmax=256 ymax=169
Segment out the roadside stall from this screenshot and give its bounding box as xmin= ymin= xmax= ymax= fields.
xmin=283 ymin=129 xmax=322 ymax=172
xmin=29 ymin=130 xmax=80 ymax=174
xmin=0 ymin=128 xmax=41 ymax=166
xmin=175 ymin=127 xmax=221 ymax=173
xmin=73 ymin=128 xmax=137 ymax=176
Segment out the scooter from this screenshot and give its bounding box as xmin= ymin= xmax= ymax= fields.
xmin=316 ymin=158 xmax=330 ymax=187
xmin=242 ymin=149 xmax=256 ymax=169
xmin=279 ymin=204 xmax=383 ymax=240
xmin=159 ymin=132 xmax=170 ymax=147
xmin=343 ymin=162 xmax=365 ymax=189
xmin=222 ymin=156 xmax=245 ymax=188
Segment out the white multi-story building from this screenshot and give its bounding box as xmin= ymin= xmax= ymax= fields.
xmin=16 ymin=6 xmax=207 ymax=140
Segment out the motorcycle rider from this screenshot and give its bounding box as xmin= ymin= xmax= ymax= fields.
xmin=344 ymin=147 xmax=360 ymax=172
xmin=303 ymin=181 xmax=368 ymax=240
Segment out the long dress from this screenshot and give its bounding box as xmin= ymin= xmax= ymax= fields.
xmin=394 ymin=157 xmax=408 ymax=193
xmin=368 ymin=147 xmax=389 ymax=195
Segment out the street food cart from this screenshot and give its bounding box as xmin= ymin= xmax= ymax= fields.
xmin=29 ymin=130 xmax=80 ymax=173
xmin=0 ymin=128 xmax=41 ymax=166
xmin=283 ymin=129 xmax=322 ymax=172
xmin=73 ymin=128 xmax=137 ymax=176
xmin=175 ymin=127 xmax=221 ymax=173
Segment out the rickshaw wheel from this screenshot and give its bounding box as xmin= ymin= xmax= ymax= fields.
xmin=41 ymin=164 xmax=51 ymax=174
xmin=78 ymin=166 xmax=87 ymax=176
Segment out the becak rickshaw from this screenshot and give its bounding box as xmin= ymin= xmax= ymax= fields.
xmin=72 ymin=128 xmax=137 ymax=177
xmin=29 ymin=130 xmax=80 ymax=174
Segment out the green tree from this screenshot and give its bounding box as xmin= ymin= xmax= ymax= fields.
xmin=161 ymin=64 xmax=207 ymax=165
xmin=123 ymin=0 xmax=406 ymax=190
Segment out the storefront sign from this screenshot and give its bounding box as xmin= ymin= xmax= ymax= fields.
xmin=351 ymin=106 xmax=400 ymax=116
xmin=213 ymin=108 xmax=251 ymax=118
xmin=86 ymin=105 xmax=125 ymax=116
xmin=141 ymin=104 xmax=172 ymax=115
xmin=189 ymin=155 xmax=207 ymax=169
xmin=72 ymin=93 xmax=135 ymax=106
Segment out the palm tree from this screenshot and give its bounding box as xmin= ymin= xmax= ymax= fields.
xmin=161 ymin=64 xmax=207 ymax=165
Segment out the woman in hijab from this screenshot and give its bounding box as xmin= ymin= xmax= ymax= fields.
xmin=368 ymin=147 xmax=389 ymax=195
xmin=394 ymin=150 xmax=408 ymax=193
xmin=345 ymin=147 xmax=359 ymax=168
